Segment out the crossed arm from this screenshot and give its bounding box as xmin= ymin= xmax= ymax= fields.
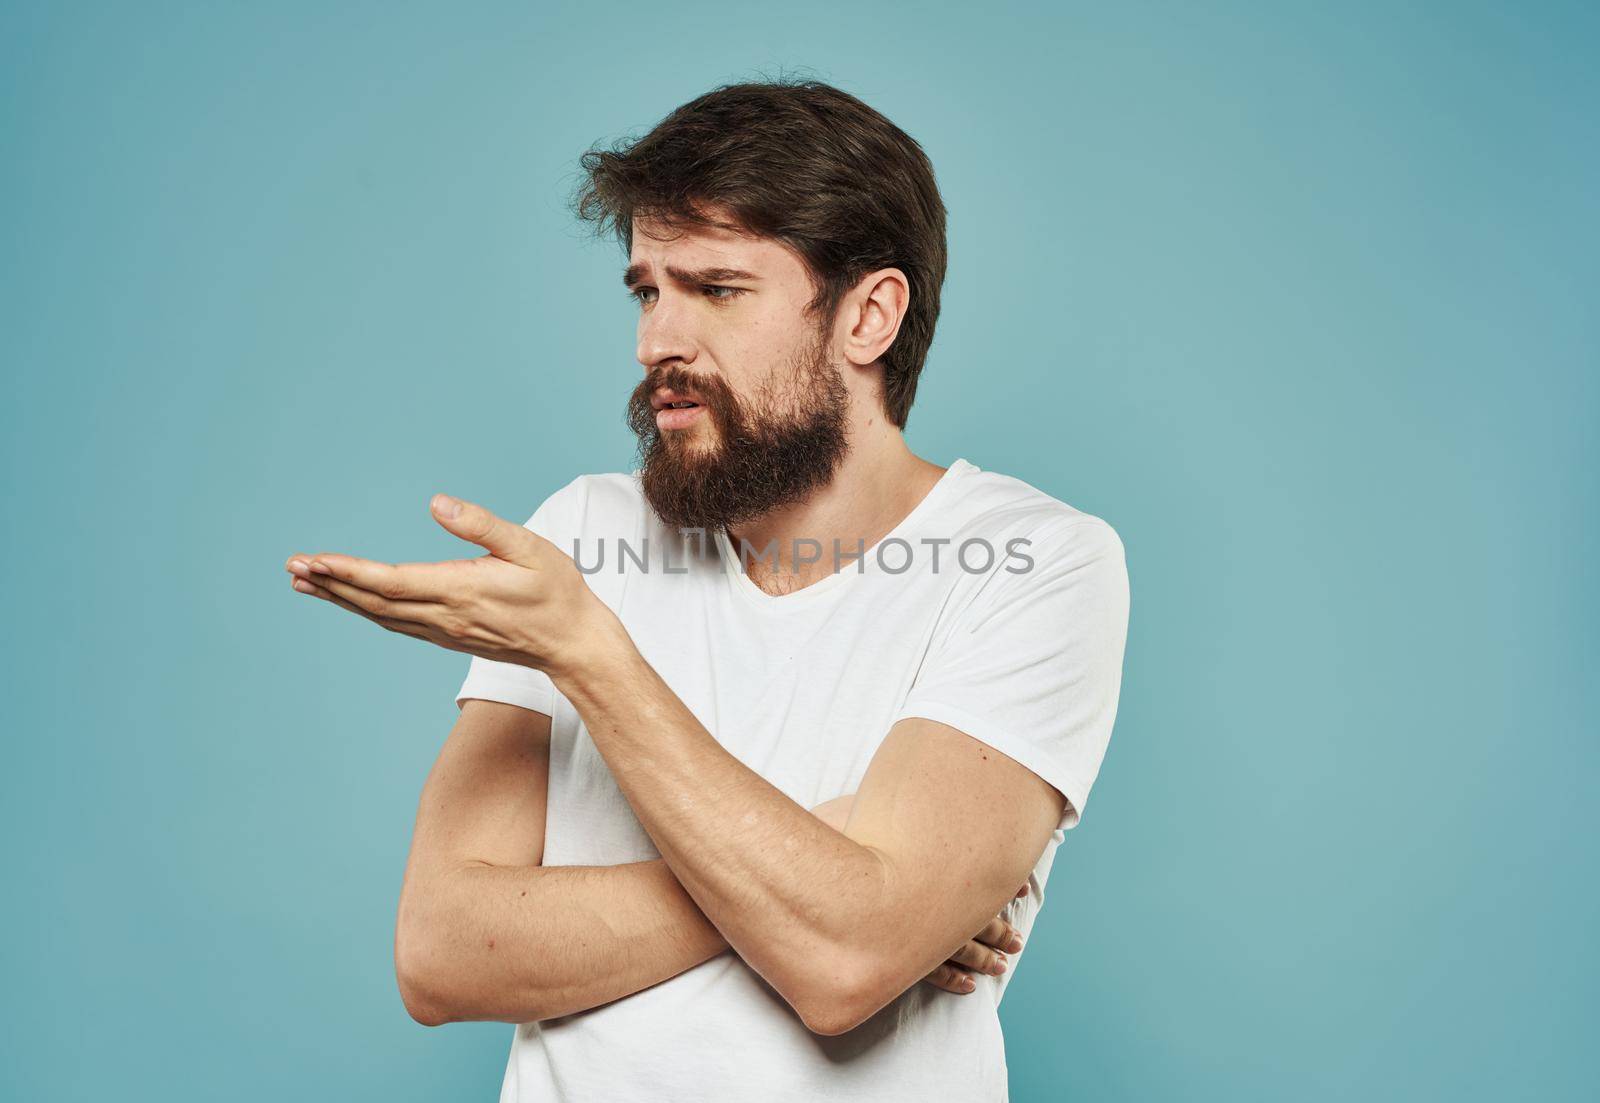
xmin=552 ymin=623 xmax=1065 ymax=1035
xmin=394 ymin=700 xmax=725 ymax=1025
xmin=393 ymin=699 xmax=1028 ymax=1028
xmin=289 ymin=497 xmax=1069 ymax=1035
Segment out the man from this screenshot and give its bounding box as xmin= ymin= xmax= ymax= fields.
xmin=285 ymin=79 xmax=1130 ymax=1101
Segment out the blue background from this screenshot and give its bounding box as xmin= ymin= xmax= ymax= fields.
xmin=3 ymin=2 xmax=1594 ymax=1099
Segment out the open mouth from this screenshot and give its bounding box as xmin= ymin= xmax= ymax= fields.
xmin=650 ymin=386 xmax=710 ymax=429
xmin=650 ymin=386 xmax=705 ymax=412
xmin=652 ymin=387 xmax=708 ymax=430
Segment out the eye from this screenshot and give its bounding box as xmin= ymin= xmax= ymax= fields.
xmin=627 ymin=285 xmax=747 ymax=308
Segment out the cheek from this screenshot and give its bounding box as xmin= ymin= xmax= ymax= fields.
xmin=711 ymin=313 xmax=815 ymax=403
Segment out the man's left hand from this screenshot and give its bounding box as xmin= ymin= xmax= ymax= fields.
xmin=284 ymin=493 xmax=612 ymax=676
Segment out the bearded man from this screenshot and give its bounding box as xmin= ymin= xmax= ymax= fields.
xmin=286 ymin=78 xmax=1131 ymax=1102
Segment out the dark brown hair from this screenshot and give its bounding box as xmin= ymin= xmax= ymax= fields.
xmin=570 ymin=77 xmax=948 ymax=429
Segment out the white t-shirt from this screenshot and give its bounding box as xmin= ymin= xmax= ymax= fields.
xmin=454 ymin=458 xmax=1131 ymax=1103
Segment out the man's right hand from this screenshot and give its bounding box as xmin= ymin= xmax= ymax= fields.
xmin=808 ymin=794 xmax=1027 ymax=996
xmin=920 ymin=883 xmax=1028 ymax=993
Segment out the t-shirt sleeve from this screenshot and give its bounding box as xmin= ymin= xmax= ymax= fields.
xmin=452 ymin=479 xmax=586 ymax=716
xmin=890 ymin=517 xmax=1131 ymax=832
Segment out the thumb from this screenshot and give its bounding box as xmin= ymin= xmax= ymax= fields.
xmin=431 ymin=494 xmax=539 ymax=567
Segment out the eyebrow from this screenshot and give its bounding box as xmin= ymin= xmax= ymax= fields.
xmin=622 ymin=262 xmax=762 ymax=290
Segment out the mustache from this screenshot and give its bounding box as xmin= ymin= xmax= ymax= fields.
xmin=626 ymin=366 xmax=740 ymax=438
xmin=633 ymin=366 xmax=729 ymax=404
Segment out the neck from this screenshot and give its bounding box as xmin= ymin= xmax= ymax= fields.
xmin=724 ymin=416 xmax=946 ymax=596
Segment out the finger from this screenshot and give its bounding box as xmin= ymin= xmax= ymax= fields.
xmin=949 ymin=939 xmax=1008 ymax=977
xmin=430 ymin=495 xmax=541 ymax=567
xmin=921 ymin=962 xmax=977 ymax=994
xmin=974 ymin=916 xmax=1024 ymax=955
xmin=298 ymin=568 xmax=443 ymax=624
xmin=289 ymin=575 xmax=456 ymax=649
xmin=289 ymin=574 xmax=418 ymax=633
xmin=295 ymin=553 xmax=458 ymax=605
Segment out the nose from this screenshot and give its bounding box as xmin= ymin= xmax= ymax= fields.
xmin=635 ymin=292 xmax=699 ymax=372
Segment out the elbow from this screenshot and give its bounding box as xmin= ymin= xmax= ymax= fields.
xmin=397 ymin=968 xmax=452 ymax=1028
xmin=797 ymin=986 xmax=883 ymax=1037
xmin=799 ymin=1000 xmax=869 ymax=1038
xmin=394 ymin=901 xmax=458 ymax=1027
xmin=790 ymin=951 xmax=893 ymax=1037
xmin=394 ymin=895 xmax=562 ymax=1027
xmin=401 ymin=992 xmax=451 ymax=1029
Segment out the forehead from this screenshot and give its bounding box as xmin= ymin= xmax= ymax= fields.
xmin=628 ymin=212 xmax=805 ymax=278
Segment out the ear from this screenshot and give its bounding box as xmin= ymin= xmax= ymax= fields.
xmin=839 ymin=268 xmax=910 ymax=369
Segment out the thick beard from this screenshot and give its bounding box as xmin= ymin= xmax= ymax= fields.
xmin=625 ymin=327 xmax=851 ymax=532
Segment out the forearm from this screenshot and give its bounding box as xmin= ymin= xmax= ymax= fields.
xmin=399 ymin=856 xmax=727 ymax=1025
xmin=554 ymin=631 xmax=898 ymax=1029
xmin=399 ymin=792 xmax=860 ymax=1027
